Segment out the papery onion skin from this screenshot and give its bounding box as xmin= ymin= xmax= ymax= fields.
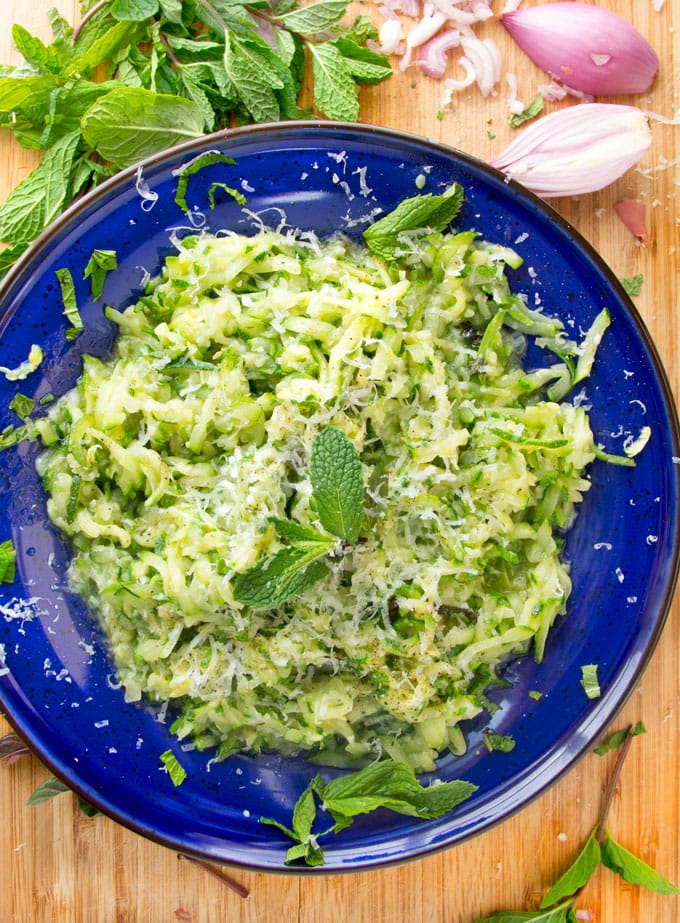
xmin=502 ymin=2 xmax=659 ymax=96
xmin=490 ymin=103 xmax=652 ymax=198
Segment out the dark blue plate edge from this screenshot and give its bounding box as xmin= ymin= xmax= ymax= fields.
xmin=0 ymin=120 xmax=678 ymax=875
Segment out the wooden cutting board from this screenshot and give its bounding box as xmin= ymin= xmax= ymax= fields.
xmin=1 ymin=1 xmax=678 ymax=920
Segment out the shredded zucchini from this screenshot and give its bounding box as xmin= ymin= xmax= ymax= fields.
xmin=36 ymin=223 xmax=598 ymax=772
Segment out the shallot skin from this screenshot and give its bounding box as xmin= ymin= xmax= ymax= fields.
xmin=502 ymin=2 xmax=659 ymax=96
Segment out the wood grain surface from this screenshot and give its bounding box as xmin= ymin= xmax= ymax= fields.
xmin=1 ymin=1 xmax=678 ymax=921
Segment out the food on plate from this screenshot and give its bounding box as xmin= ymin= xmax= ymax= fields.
xmin=33 ymin=196 xmax=604 ymax=773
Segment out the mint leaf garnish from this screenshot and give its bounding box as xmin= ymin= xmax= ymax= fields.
xmin=83 ymin=248 xmax=118 ymax=300
xmin=508 ymin=95 xmax=544 ymax=128
xmin=309 ymin=425 xmax=364 ymax=542
xmin=363 ymin=183 xmax=464 ymax=261
xmin=261 ymin=759 xmax=476 ymax=866
xmin=539 ymin=827 xmax=601 ymax=909
xmin=56 ymin=267 xmax=83 ymax=339
xmin=160 ymin=748 xmax=187 ymax=787
xmin=476 ymin=902 xmax=576 ymax=923
xmin=619 ymin=274 xmax=644 ymax=296
xmin=0 ymin=538 xmax=16 ymax=583
xmin=27 ymin=775 xmax=70 ymax=806
xmin=233 ymin=544 xmax=331 ymax=608
xmin=601 ymin=833 xmax=680 ymax=895
xmin=593 ymin=721 xmax=645 ymax=756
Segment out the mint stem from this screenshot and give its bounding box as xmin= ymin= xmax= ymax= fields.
xmin=177 ymin=854 xmax=249 ymax=899
xmin=595 ymin=726 xmax=635 ymax=845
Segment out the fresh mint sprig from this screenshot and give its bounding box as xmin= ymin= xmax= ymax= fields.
xmin=232 ymin=426 xmax=365 ymax=609
xmin=0 ymin=2 xmax=391 ymax=277
xmin=362 ymin=182 xmax=464 ymax=261
xmin=261 ymin=758 xmax=477 ymax=866
xmin=476 ymin=725 xmax=679 ymax=922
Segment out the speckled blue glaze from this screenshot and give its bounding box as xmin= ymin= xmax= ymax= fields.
xmin=0 ymin=123 xmax=678 ymax=872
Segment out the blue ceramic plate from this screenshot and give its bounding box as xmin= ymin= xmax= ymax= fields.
xmin=0 ymin=123 xmax=678 ymax=872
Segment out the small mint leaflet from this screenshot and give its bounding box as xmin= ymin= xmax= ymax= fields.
xmin=233 ymin=544 xmax=330 ymax=608
xmin=309 ymin=426 xmax=364 ymax=542
xmin=363 ymin=183 xmax=464 ymax=261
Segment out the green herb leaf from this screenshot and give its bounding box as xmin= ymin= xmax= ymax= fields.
xmin=233 ymin=544 xmax=331 ymax=608
xmin=111 ymin=0 xmax=161 ymax=21
xmin=269 ymin=517 xmax=331 ymax=545
xmin=278 ymin=0 xmax=349 ymax=34
xmin=476 ymin=901 xmax=576 ymax=923
xmin=601 ymin=832 xmax=680 ymax=895
xmin=9 ymin=392 xmax=35 ymax=422
xmin=55 ymin=267 xmax=83 ymax=339
xmin=0 ymin=130 xmax=81 ymax=245
xmin=619 ymin=274 xmax=644 ymax=296
xmin=261 ymin=759 xmax=476 ymax=866
xmin=81 ymin=87 xmax=204 ymax=168
xmin=319 ymin=760 xmax=477 ymax=821
xmin=83 ymin=248 xmax=118 ymax=300
xmin=509 ymin=95 xmax=544 ymax=128
xmin=539 ymin=827 xmax=601 ymax=908
xmin=483 ymin=731 xmax=516 ymax=753
xmin=0 ymin=731 xmax=30 ymax=764
xmin=580 ymin=663 xmax=601 ymax=699
xmin=160 ymin=748 xmax=187 ymax=786
xmin=363 ymin=183 xmax=464 ymax=261
xmin=0 ymin=538 xmax=16 ymax=583
xmin=27 ymin=775 xmax=70 ymax=806
xmin=223 ymin=36 xmax=283 ymax=123
xmin=309 ymin=425 xmax=364 ymax=542
xmin=173 ymin=151 xmax=239 ymax=214
xmin=593 ymin=722 xmax=646 ymax=756
xmin=77 ymin=797 xmax=101 ymax=817
xmin=307 ymin=41 xmax=359 ymax=121
xmin=332 ymin=37 xmax=392 ymax=84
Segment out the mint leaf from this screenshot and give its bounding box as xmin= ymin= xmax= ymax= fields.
xmin=319 ymin=760 xmax=477 ymax=820
xmin=278 ymin=0 xmax=349 ymax=33
xmin=601 ymin=833 xmax=680 ymax=895
xmin=269 ymin=517 xmax=331 ymax=544
xmin=0 ymin=129 xmax=81 ymax=244
xmin=27 ymin=775 xmax=70 ymax=806
xmin=9 ymin=392 xmax=35 ymax=422
xmin=223 ymin=36 xmax=283 ymax=123
xmin=83 ymin=248 xmax=118 ymax=300
xmin=509 ymin=95 xmax=544 ymax=128
xmin=363 ymin=183 xmax=464 ymax=261
xmin=261 ymin=759 xmax=476 ymax=866
xmin=160 ymin=748 xmax=187 ymax=786
xmin=307 ymin=42 xmax=358 ymax=121
xmin=81 ymin=87 xmax=204 ymax=167
xmin=593 ymin=722 xmax=646 ymax=756
xmin=580 ymin=663 xmax=601 ymax=699
xmin=332 ymin=37 xmax=392 ymax=84
xmin=476 ymin=902 xmax=576 ymax=923
xmin=0 ymin=538 xmax=16 ymax=583
xmin=0 ymin=732 xmax=30 ymax=765
xmin=173 ymin=151 xmax=239 ymax=214
xmin=233 ymin=544 xmax=331 ymax=608
xmin=539 ymin=827 xmax=601 ymax=908
xmin=111 ymin=0 xmax=160 ymax=20
xmin=619 ymin=274 xmax=644 ymax=296
xmin=55 ymin=267 xmax=83 ymax=339
xmin=483 ymin=731 xmax=516 ymax=753
xmin=0 ymin=242 xmax=29 ymax=279
xmin=309 ymin=425 xmax=364 ymax=542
